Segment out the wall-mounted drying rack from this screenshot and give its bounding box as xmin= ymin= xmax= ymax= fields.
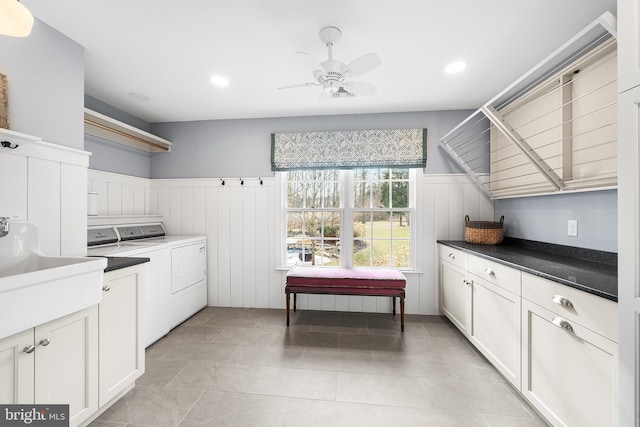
xmin=440 ymin=11 xmax=618 ymax=199
xmin=84 ymin=108 xmax=173 ymax=153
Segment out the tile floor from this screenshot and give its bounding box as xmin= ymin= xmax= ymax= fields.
xmin=90 ymin=307 xmax=548 ymax=427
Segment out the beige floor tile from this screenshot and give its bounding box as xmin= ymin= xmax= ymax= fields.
xmin=283 ymin=398 xmax=386 ymax=427
xmin=282 ymin=330 xmax=340 ymax=348
xmin=248 ymin=366 xmax=337 ymax=400
xmin=482 ymin=414 xmax=550 ymax=426
xmin=179 ymin=390 xmax=289 ymax=427
xmin=373 ymin=351 xmax=454 ymax=379
xmin=419 ymin=379 xmax=532 ymax=417
xmin=213 ymin=325 xmax=284 ymax=345
xmin=338 ymin=332 xmax=404 ymax=352
xmin=165 ymin=324 xmax=224 ymax=342
xmin=336 ymin=372 xmax=427 ymax=408
xmin=229 ymin=343 xmax=304 ymax=367
xmin=162 ymin=340 xmax=239 ymax=362
xmin=95 ymin=385 xmax=203 ymax=427
xmin=299 ymin=347 xmax=376 ymax=373
xmin=383 ymin=406 xmax=489 ymax=427
xmin=136 ymin=358 xmax=190 ymax=386
xmin=97 ymin=307 xmax=546 ymax=426
xmin=167 ymin=360 xmax=261 ymax=392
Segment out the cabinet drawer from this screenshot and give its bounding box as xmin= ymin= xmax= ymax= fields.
xmin=522 ymin=272 xmax=618 ymax=342
xmin=469 ymin=255 xmax=521 ymax=296
xmin=438 ymin=245 xmax=468 ymax=270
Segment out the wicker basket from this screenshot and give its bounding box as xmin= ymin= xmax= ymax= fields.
xmin=464 ymin=215 xmax=504 ymax=245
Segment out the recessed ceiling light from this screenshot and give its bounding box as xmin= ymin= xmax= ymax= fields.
xmin=445 ymin=61 xmax=466 ymax=74
xmin=210 ymin=75 xmax=230 ymax=87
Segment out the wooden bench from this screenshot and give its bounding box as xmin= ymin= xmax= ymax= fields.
xmin=285 ymin=266 xmax=407 ymax=331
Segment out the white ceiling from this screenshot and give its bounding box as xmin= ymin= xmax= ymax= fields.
xmin=22 ymin=0 xmax=617 ymax=124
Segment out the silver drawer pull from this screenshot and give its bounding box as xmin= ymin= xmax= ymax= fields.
xmin=448 ymin=253 xmax=455 ymax=259
xmin=23 ymin=345 xmax=35 ymax=354
xmin=103 ymin=285 xmax=111 ymax=292
xmin=39 ymin=338 xmax=50 ymax=347
xmin=552 ymin=316 xmax=574 ymax=333
xmin=484 ymin=267 xmax=495 ymax=276
xmin=552 ymin=295 xmax=574 ymax=309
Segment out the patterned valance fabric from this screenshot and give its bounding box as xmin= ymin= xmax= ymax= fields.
xmin=271 ymin=128 xmax=427 ymax=171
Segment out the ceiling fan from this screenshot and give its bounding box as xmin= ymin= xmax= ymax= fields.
xmin=278 ymin=26 xmax=382 ymax=98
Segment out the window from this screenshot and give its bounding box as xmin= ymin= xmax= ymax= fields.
xmin=284 ymin=168 xmax=414 ymax=269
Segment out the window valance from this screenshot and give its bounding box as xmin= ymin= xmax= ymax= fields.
xmin=271 ymin=128 xmax=427 ymax=171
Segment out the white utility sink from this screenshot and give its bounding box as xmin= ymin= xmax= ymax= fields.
xmin=0 ymin=220 xmax=107 ymax=340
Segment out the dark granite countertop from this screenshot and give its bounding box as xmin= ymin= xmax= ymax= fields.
xmin=437 ymin=238 xmax=617 ymax=302
xmin=91 ymin=256 xmax=150 ymax=273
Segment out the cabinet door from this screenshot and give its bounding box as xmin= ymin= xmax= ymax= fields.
xmin=439 ymin=259 xmax=470 ymax=336
xmin=0 ymin=329 xmax=34 ymax=404
xmin=34 ymin=306 xmax=98 ymax=427
xmin=99 ymin=266 xmax=145 ymax=407
xmin=470 ymin=275 xmax=520 ymax=389
xmin=522 ymin=300 xmax=617 ymax=427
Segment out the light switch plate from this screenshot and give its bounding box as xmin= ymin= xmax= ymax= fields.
xmin=568 ymin=220 xmax=578 ymax=237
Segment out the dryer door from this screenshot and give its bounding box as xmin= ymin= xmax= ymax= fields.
xmin=171 ymin=242 xmax=206 ymax=294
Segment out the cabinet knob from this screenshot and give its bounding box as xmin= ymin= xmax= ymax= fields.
xmin=23 ymin=345 xmax=35 ymax=354
xmin=484 ymin=267 xmax=495 ymax=276
xmin=102 ymin=285 xmax=111 ymax=292
xmin=39 ymin=338 xmax=50 ymax=347
xmin=551 ymin=316 xmax=574 ymax=333
xmin=552 ymin=295 xmax=574 ymax=309
xmin=448 ymin=253 xmax=455 ymax=259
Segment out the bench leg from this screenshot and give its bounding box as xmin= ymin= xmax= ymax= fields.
xmin=400 ymin=295 xmax=405 ymax=332
xmin=392 ymin=297 xmax=396 ymax=316
xmin=285 ymin=290 xmax=290 ymax=327
xmin=293 ymin=292 xmax=297 ymax=312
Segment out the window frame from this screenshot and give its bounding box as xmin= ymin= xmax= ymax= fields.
xmin=279 ymin=168 xmax=417 ymax=271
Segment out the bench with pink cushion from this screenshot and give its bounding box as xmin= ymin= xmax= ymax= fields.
xmin=285 ymin=266 xmax=407 ymax=331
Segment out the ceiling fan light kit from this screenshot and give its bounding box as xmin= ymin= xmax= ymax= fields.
xmin=279 ymin=25 xmax=381 ymax=98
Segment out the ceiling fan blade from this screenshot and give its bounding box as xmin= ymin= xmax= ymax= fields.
xmin=344 ymin=52 xmax=382 ymax=78
xmin=297 ymin=51 xmax=325 ymax=74
xmin=278 ymin=82 xmax=320 ymax=90
xmin=342 ymin=81 xmax=377 ymax=96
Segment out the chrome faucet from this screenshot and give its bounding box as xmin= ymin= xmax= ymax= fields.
xmin=0 ymin=216 xmax=12 ymax=238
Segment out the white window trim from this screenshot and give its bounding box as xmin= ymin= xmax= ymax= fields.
xmin=276 ymin=169 xmax=417 ymax=271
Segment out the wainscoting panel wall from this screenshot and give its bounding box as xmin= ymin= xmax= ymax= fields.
xmin=89 ymin=171 xmax=493 ymax=315
xmin=0 ymin=140 xmax=90 ymax=257
xmin=88 ymin=170 xmax=151 ymax=216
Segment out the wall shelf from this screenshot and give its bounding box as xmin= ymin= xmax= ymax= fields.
xmin=84 ymin=108 xmax=172 ymax=153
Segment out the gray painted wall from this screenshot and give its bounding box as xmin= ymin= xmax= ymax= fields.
xmin=0 ymin=20 xmax=84 ymax=149
xmin=150 ymin=110 xmax=470 ymax=179
xmin=84 ymin=135 xmax=151 ymax=178
xmin=495 ymin=189 xmax=617 ymax=252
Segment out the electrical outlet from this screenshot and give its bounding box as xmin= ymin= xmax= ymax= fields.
xmin=568 ymin=220 xmax=578 ymax=237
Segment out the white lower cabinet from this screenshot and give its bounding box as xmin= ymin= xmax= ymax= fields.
xmin=98 ymin=264 xmax=145 ymax=407
xmin=438 ymin=246 xmax=471 ymax=335
xmin=469 ymin=274 xmax=521 ymax=389
xmin=521 ymin=273 xmax=618 ymax=427
xmin=437 ymin=244 xmax=619 ymax=426
xmin=0 ymin=306 xmax=99 ymax=427
xmin=439 ymin=245 xmax=521 ymax=389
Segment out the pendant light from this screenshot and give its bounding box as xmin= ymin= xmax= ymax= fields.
xmin=0 ymin=0 xmax=34 ymax=37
